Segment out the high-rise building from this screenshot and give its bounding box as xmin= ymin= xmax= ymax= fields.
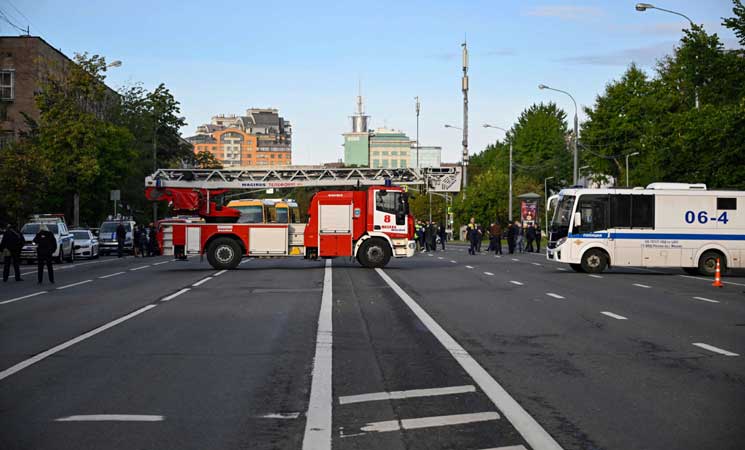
xmin=409 ymin=145 xmax=442 ymax=169
xmin=188 ymin=108 xmax=292 ymax=167
xmin=343 ymin=91 xmax=370 ymax=166
xmin=369 ymin=128 xmax=412 ymax=169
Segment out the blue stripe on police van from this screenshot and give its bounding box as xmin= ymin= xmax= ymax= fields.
xmin=569 ymin=233 xmax=745 ymax=240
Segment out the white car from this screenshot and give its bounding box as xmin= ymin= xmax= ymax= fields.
xmin=71 ymin=229 xmax=99 ymax=259
xmin=20 ymin=222 xmax=75 ymax=263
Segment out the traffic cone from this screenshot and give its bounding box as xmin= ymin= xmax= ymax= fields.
xmin=712 ymin=258 xmax=724 ymax=288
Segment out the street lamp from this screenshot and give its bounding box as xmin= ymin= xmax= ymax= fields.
xmin=539 ymin=83 xmax=579 ymax=185
xmin=483 ymin=124 xmax=513 ymax=221
xmin=625 ymin=151 xmax=640 ymax=187
xmin=415 ymin=96 xmax=420 ymax=170
xmin=544 ymin=176 xmax=555 ymax=227
xmin=635 ymin=3 xmax=698 ymax=108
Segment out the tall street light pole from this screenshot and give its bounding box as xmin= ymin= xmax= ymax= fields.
xmin=483 ymin=124 xmax=513 ymax=222
xmin=461 ymin=41 xmax=469 ymax=190
xmin=539 ymin=83 xmax=579 ymax=185
xmin=625 ymin=151 xmax=640 ymax=187
xmin=544 ymin=176 xmax=555 ymax=228
xmin=415 ymin=96 xmax=420 ymax=170
xmin=635 ymin=3 xmax=698 ymax=109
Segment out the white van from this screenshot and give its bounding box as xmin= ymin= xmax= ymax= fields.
xmin=98 ymin=220 xmax=136 ymax=255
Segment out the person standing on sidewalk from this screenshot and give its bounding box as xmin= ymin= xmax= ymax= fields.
xmin=536 ymin=224 xmax=542 ymax=253
xmin=490 ymin=222 xmax=503 ymax=255
xmin=526 ymin=223 xmax=536 ymax=253
xmin=438 ymin=222 xmax=447 ymax=251
xmin=115 ymin=222 xmax=126 ymax=258
xmin=33 ymin=224 xmax=56 ymax=284
xmin=467 ymin=217 xmax=477 ymax=255
xmin=1 ymin=223 xmax=23 ymax=282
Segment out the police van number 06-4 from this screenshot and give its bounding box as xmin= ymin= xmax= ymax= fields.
xmin=546 ymin=183 xmax=744 ymax=275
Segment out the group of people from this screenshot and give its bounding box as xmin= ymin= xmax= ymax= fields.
xmin=466 ymin=217 xmax=543 ymax=256
xmin=415 ymin=220 xmax=447 ymax=252
xmin=1 ymin=222 xmax=57 ymax=284
xmin=131 ymin=223 xmax=158 ymax=258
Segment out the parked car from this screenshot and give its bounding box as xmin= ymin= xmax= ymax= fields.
xmin=71 ymin=229 xmax=99 ymax=259
xmin=98 ymin=220 xmax=136 ymax=255
xmin=20 ymin=221 xmax=75 ymax=263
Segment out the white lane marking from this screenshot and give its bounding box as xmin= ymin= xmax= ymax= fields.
xmin=0 ymin=291 xmax=47 ymax=306
xmin=161 ymin=288 xmax=190 ymax=302
xmin=478 ymin=446 xmax=529 ymax=450
xmin=600 ymin=311 xmax=628 ymax=320
xmin=56 ymin=280 xmax=92 ymax=290
xmin=360 ymin=412 xmax=500 ymax=433
xmin=339 ymin=385 xmax=475 ymax=405
xmin=375 ymin=269 xmax=564 ymax=450
xmin=532 ymin=262 xmax=541 ymax=266
xmin=557 ymin=267 xmax=568 ymax=271
xmin=693 ymin=296 xmax=719 ymax=304
xmin=450 ymin=260 xmax=457 ymax=263
xmin=692 ymin=342 xmax=739 ymax=356
xmin=511 ymin=258 xmax=519 ymax=261
xmin=130 ymin=265 xmax=150 ymax=271
xmin=152 ymin=261 xmax=170 ymax=266
xmin=214 ymin=269 xmax=228 ymax=277
xmin=55 ymin=414 xmax=163 ymax=422
xmin=466 ymin=265 xmax=474 ymax=269
xmin=19 ymin=257 xmax=125 ymax=276
xmin=546 ymin=293 xmax=565 ymax=299
xmin=589 ymin=274 xmax=603 ymax=279
xmin=192 ymin=277 xmax=212 ymax=287
xmin=680 ymin=274 xmax=745 ymax=287
xmin=438 ymin=257 xmax=444 ymax=260
xmin=484 ymin=272 xmax=494 ymax=276
xmin=256 ymin=412 xmax=301 ymax=419
xmin=632 ymin=283 xmax=651 ymax=289
xmin=0 ymin=304 xmax=157 ymax=382
xmin=302 ymin=259 xmax=333 ymax=450
xmin=509 ymin=280 xmax=524 ymax=286
xmin=99 ymin=271 xmax=126 ymax=279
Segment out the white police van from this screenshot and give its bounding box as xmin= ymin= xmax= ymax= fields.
xmin=546 ymin=183 xmax=744 ymax=275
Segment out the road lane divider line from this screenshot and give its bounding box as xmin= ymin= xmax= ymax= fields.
xmin=692 ymin=296 xmax=719 ymax=304
xmin=55 ymin=414 xmax=163 ymax=422
xmin=130 ymin=265 xmax=150 ymax=271
xmin=477 ymin=446 xmax=528 ymax=450
xmin=680 ymin=274 xmax=745 ymax=287
xmin=302 ymin=259 xmax=333 ymax=450
xmin=19 ymin=257 xmax=126 ymax=276
xmin=509 ymin=280 xmax=524 ymax=286
xmin=57 ymin=280 xmax=92 ymax=290
xmin=532 ymin=263 xmax=541 ymax=266
xmin=438 ymin=257 xmax=444 ymax=260
xmin=339 ymin=385 xmax=475 ymax=405
xmin=152 ymin=261 xmax=170 ymax=266
xmin=192 ymin=277 xmax=213 ymax=287
xmin=484 ymin=272 xmax=494 ymax=276
xmin=511 ymin=258 xmax=519 ymax=262
xmin=0 ymin=291 xmax=47 ymax=306
xmin=160 ymin=288 xmax=190 ymax=302
xmin=600 ymin=311 xmax=628 ymax=320
xmin=375 ymin=269 xmax=564 ymax=450
xmin=256 ymin=412 xmax=301 ymax=419
xmin=0 ymin=304 xmax=157 ymax=382
xmin=214 ymin=269 xmax=228 ymax=277
xmin=450 ymin=260 xmax=457 ymax=263
xmin=99 ymin=271 xmax=126 ymax=279
xmin=632 ymin=283 xmax=651 ymax=289
xmin=466 ymin=265 xmax=474 ymax=269
xmin=557 ymin=268 xmax=568 ymax=271
xmin=546 ymin=293 xmax=565 ymax=299
xmin=692 ymin=342 xmax=739 ymax=356
xmin=588 ymin=275 xmax=603 ymax=279
xmin=360 ymin=411 xmax=500 ymax=433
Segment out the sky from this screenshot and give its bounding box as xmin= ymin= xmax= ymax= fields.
xmin=7 ymin=0 xmax=741 ymax=165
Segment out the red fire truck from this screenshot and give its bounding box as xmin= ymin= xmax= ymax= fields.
xmin=145 ymin=167 xmax=461 ymax=270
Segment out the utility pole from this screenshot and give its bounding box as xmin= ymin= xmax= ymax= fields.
xmin=461 ymin=40 xmax=469 ymax=190
xmin=415 ymin=96 xmax=420 ymax=170
xmin=152 ymin=124 xmax=158 ymax=223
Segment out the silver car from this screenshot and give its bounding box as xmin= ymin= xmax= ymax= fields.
xmin=20 ymin=222 xmax=75 ymax=263
xmin=71 ymin=229 xmax=99 ymax=259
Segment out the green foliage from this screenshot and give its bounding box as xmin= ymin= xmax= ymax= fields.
xmin=0 ymin=137 xmax=51 ymax=226
xmin=193 ymin=150 xmax=223 ymax=169
xmin=723 ymin=0 xmax=745 ymax=47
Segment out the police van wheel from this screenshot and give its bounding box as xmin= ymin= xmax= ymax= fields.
xmin=698 ymin=250 xmax=725 ymax=277
xmin=206 ymin=237 xmax=242 ymax=270
xmin=358 ymin=238 xmax=391 ymax=268
xmin=581 ymin=249 xmax=607 ymax=274
xmin=569 ymin=263 xmax=585 ymax=273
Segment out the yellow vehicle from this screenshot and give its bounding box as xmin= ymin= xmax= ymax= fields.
xmin=227 ymin=199 xmax=301 ymax=224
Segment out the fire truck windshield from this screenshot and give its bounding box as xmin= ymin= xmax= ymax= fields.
xmin=234 ymin=205 xmax=264 ymax=223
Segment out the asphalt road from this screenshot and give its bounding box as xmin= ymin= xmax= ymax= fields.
xmin=0 ymin=246 xmax=743 ymax=450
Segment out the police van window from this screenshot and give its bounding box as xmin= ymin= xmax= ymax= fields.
xmin=717 ymin=198 xmax=737 ymax=210
xmin=610 ymin=195 xmax=631 ymax=228
xmin=376 ymin=190 xmax=399 ymax=215
xmin=575 ymin=195 xmax=608 ymax=234
xmin=631 ymin=195 xmax=655 ymax=228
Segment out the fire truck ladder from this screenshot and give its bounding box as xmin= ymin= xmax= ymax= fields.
xmin=146 ymin=166 xmax=462 ymax=192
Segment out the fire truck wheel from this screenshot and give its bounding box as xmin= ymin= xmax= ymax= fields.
xmin=358 ymin=238 xmax=392 ymax=268
xmin=207 ymin=237 xmax=242 ymax=270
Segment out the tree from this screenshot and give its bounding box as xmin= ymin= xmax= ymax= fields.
xmin=510 ymin=102 xmax=571 ymax=185
xmin=723 ymin=0 xmax=745 ymax=47
xmin=193 ymin=150 xmax=223 ymax=169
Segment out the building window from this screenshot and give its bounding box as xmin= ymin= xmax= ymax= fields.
xmin=400 ymin=159 xmax=407 ymax=167
xmin=373 ymin=159 xmax=380 ymax=168
xmin=391 ymin=151 xmax=398 ymax=156
xmin=277 ymin=154 xmax=282 ymax=159
xmin=391 ymin=160 xmax=398 ymax=168
xmin=0 ymin=71 xmax=14 ymax=100
xmin=382 ymin=160 xmax=389 ymax=168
